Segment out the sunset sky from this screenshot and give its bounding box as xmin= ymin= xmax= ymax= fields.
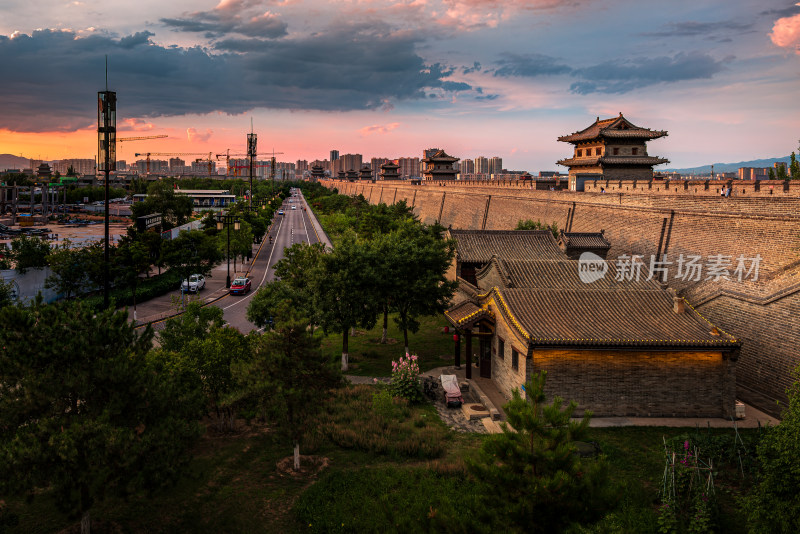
xmin=1 ymin=0 xmax=799 ymax=171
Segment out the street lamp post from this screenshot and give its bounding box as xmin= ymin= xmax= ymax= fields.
xmin=216 ymin=213 xmax=240 ymax=287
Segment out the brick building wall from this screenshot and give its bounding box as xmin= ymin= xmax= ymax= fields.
xmin=529 ymin=349 xmax=735 ymax=418
xmin=324 ymin=180 xmax=800 ymax=415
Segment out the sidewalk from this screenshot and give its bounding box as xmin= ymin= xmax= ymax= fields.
xmin=299 ymin=193 xmax=332 ymax=250
xmin=418 ymin=365 xmax=780 ymax=432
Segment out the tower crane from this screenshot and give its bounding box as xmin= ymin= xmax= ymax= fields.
xmin=216 ymin=150 xmax=272 ymax=178
xmin=216 ymin=149 xmax=247 ymax=178
xmin=119 ymin=134 xmax=168 ymax=143
xmin=266 ymin=149 xmax=285 ymax=181
xmin=135 ymin=152 xmax=213 ymax=176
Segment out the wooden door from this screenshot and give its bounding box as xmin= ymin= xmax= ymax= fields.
xmin=479 ymin=336 xmax=491 ymax=379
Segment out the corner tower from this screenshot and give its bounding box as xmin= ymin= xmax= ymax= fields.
xmin=557 ymin=113 xmax=669 ymax=190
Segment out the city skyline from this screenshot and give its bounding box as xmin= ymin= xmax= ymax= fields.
xmin=1 ymin=0 xmax=799 ymax=171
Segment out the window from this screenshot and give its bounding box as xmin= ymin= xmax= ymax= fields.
xmin=511 ymin=349 xmax=519 ymax=371
xmin=595 ymin=147 xmax=601 ymax=156
xmin=613 ymin=147 xmax=619 ymax=155
xmin=632 ymin=147 xmax=639 ymax=155
xmin=498 ymin=338 xmax=505 ymax=360
xmin=576 ymin=149 xmax=582 ymax=157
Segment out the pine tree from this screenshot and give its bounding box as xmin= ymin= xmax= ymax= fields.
xmin=468 ymin=372 xmax=617 ymax=533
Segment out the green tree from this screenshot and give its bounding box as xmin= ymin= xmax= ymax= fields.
xmin=247 ymin=242 xmax=325 ymax=328
xmin=769 ymin=168 xmax=776 ymax=180
xmin=130 ymin=181 xmax=194 ymax=230
xmin=159 ymin=301 xmax=225 ymax=352
xmin=9 ymin=235 xmax=51 ymax=273
xmin=742 ymin=366 xmax=800 ymax=533
xmin=162 ymin=303 xmax=248 ymax=432
xmin=66 ymin=164 xmax=76 ymax=176
xmin=515 ymin=219 xmax=559 ymax=239
xmin=160 ymin=229 xmax=222 ymax=295
xmin=777 ymin=163 xmax=788 ymax=181
xmin=232 ymin=306 xmax=341 ymax=470
xmin=0 ymin=279 xmax=14 ymax=308
xmin=230 ymin=219 xmax=254 ymax=271
xmin=312 ymin=231 xmax=381 ymax=371
xmin=45 ymin=240 xmax=89 ymax=299
xmin=0 ymin=300 xmax=205 ymax=534
xmin=468 ymin=372 xmax=616 ymax=533
xmin=114 ymin=238 xmax=153 ymax=319
xmin=376 ymin=221 xmax=458 ymax=354
xmin=790 ymin=152 xmax=799 ymax=180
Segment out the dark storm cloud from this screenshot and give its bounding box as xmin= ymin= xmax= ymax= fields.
xmin=569 ymin=52 xmax=728 ymax=94
xmin=492 ymin=53 xmax=572 ymax=77
xmin=760 ymin=4 xmax=800 ymax=18
xmin=0 ymin=28 xmax=465 ymax=132
xmin=640 ymin=20 xmax=757 ymax=44
xmin=161 ymin=6 xmax=288 ymax=39
xmin=641 ymin=20 xmax=754 ymax=38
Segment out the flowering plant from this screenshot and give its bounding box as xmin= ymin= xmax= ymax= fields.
xmin=390 ymin=353 xmax=423 ymax=403
xmin=658 ymin=438 xmax=717 ymax=534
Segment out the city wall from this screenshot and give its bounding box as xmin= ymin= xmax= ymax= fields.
xmin=324 ymin=179 xmax=800 ymax=415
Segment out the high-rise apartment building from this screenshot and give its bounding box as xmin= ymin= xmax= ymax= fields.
xmin=330 ymin=150 xmax=339 ymax=162
xmin=475 ymin=156 xmax=489 ymax=175
xmin=489 ymin=157 xmax=503 ymax=176
xmin=136 ymin=159 xmax=169 ymax=175
xmin=340 ymin=154 xmax=363 ymax=174
xmin=169 ymin=158 xmax=186 ymax=175
xmin=461 ymin=159 xmax=475 ymax=174
xmin=397 ymin=157 xmax=420 ymax=179
xmin=52 ymin=158 xmax=96 ymax=176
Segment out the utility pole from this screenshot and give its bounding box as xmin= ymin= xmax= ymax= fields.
xmin=247 ymin=119 xmax=257 ymax=208
xmin=98 ymin=58 xmax=116 ymax=309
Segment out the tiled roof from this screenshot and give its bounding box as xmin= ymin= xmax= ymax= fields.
xmin=599 ymin=156 xmax=670 ymax=165
xmin=560 ymin=232 xmax=611 ymax=250
xmin=423 ymin=150 xmax=459 ymax=163
xmin=557 ymin=156 xmax=669 ymax=167
xmin=498 ymin=287 xmax=739 ymax=348
xmin=558 ymin=114 xmax=668 ymax=143
xmin=476 ymin=258 xmax=659 ymax=291
xmin=444 ymin=300 xmax=492 ymax=327
xmin=449 ymin=230 xmax=564 ymax=263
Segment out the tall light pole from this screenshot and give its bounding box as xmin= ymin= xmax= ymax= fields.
xmin=216 ymin=214 xmax=240 ymax=288
xmin=98 ymin=80 xmax=116 ymax=309
xmin=247 ymin=123 xmax=257 ymax=208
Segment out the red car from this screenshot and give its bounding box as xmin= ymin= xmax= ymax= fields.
xmin=229 ymin=277 xmax=251 ymax=295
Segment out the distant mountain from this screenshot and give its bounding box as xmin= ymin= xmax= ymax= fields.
xmin=0 ymin=154 xmax=32 ymax=171
xmin=664 ymin=156 xmax=792 ymax=175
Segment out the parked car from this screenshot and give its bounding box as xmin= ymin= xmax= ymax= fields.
xmin=278 ymin=209 xmax=284 ymax=215
xmin=180 ymin=274 xmax=205 ymax=293
xmin=229 ymin=277 xmax=251 ymax=295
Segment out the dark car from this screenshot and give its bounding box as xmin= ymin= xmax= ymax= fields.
xmin=229 ymin=277 xmax=251 ymax=295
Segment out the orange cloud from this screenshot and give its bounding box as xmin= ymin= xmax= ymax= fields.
xmin=359 ymin=122 xmax=401 ymax=135
xmin=187 ymin=127 xmax=214 ymax=142
xmin=770 ymin=3 xmax=800 ymax=54
xmin=122 ymin=118 xmax=155 ymax=132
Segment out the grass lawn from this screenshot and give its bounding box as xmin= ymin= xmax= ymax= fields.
xmin=2 ymin=395 xmax=762 ymax=533
xmin=319 ymin=313 xmax=457 ymax=376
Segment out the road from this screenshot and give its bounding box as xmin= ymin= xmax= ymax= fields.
xmin=134 ymin=189 xmax=329 ymax=333
xmin=217 ymin=192 xmax=322 ymax=332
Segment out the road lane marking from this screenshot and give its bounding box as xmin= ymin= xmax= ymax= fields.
xmin=221 ymin=215 xmax=285 ymax=311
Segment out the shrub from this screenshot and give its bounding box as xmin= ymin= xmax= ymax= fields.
xmin=390 ymin=353 xmax=423 ymax=403
xmin=304 ymin=385 xmax=447 ymax=459
xmin=742 ymin=367 xmax=800 ymax=533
